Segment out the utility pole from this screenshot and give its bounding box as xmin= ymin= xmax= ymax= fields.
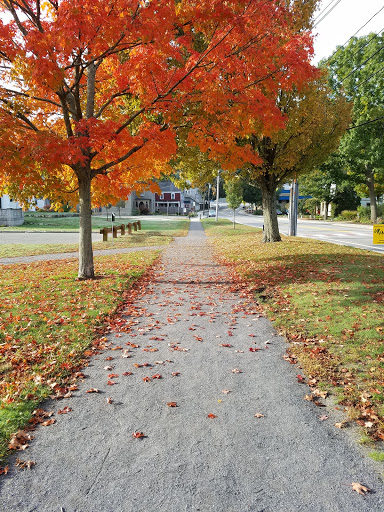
xmin=288 ymin=179 xmax=298 ymax=236
xmin=215 ymin=170 xmax=220 ymax=221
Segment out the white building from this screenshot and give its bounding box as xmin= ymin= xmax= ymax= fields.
xmin=0 ymin=194 xmax=24 ymax=226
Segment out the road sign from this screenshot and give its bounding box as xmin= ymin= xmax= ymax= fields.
xmin=373 ymin=224 xmax=384 ymax=244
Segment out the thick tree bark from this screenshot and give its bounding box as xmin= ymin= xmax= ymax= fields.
xmin=78 ymin=172 xmax=95 ymax=279
xmin=258 ymin=174 xmax=281 ymax=242
xmin=365 ymin=164 xmax=377 ymax=223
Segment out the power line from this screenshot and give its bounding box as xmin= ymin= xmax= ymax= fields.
xmin=341 ymin=44 xmax=384 ymax=82
xmin=346 ymin=115 xmax=384 ymax=131
xmin=314 ymin=0 xmax=342 ymax=28
xmin=313 ymin=0 xmax=339 ymax=23
xmin=358 ymin=63 xmax=384 ymax=86
xmin=341 ymin=5 xmax=384 ymax=46
xmin=348 ymin=28 xmax=384 ymax=62
xmin=327 ymin=5 xmax=384 ymax=62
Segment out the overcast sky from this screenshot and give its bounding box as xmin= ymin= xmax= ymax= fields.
xmin=312 ymin=0 xmax=384 ymax=64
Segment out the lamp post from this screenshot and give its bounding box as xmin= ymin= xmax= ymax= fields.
xmin=215 ymin=170 xmax=220 ymax=221
xmin=288 ymin=179 xmax=298 ymax=236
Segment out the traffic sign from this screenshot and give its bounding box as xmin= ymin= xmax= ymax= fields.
xmin=373 ymin=224 xmax=384 ymax=245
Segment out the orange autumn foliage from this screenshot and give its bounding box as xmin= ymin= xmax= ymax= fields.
xmin=0 ymin=0 xmax=317 ymax=277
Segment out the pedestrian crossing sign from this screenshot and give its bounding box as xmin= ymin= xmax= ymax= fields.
xmin=373 ymin=224 xmax=384 ymax=244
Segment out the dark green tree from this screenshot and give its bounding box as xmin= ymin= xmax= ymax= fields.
xmin=326 ymin=33 xmax=384 ymax=222
xmin=224 ymin=179 xmax=243 ymax=229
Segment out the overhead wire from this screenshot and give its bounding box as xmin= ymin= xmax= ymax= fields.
xmin=346 ymin=115 xmax=384 ymax=130
xmin=326 ymin=5 xmax=384 ymax=62
xmin=313 ymin=0 xmax=339 ymax=23
xmin=314 ymin=0 xmax=342 ymax=28
xmin=358 ymin=63 xmax=384 ymax=86
xmin=316 ymin=5 xmax=384 ymax=132
xmin=341 ymin=44 xmax=384 ymax=83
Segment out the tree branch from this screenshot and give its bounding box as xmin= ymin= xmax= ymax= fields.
xmin=92 ymin=140 xmax=148 ymax=177
xmin=94 ymin=90 xmax=131 ymax=119
xmin=0 ymin=99 xmax=39 ymax=131
xmin=57 ymin=91 xmax=74 ymax=137
xmin=2 ymin=88 xmax=61 ymax=108
xmin=3 ymin=0 xmax=28 ymax=36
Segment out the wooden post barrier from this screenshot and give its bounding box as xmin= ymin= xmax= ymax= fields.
xmin=137 ymin=220 xmax=141 ymax=230
xmin=100 ymin=227 xmax=112 ymax=241
xmin=133 ymin=221 xmax=138 ymax=231
xmin=127 ymin=223 xmax=132 ymax=234
xmin=120 ymin=224 xmax=126 ymax=235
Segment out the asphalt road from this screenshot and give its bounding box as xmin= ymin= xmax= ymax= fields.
xmin=219 ymin=208 xmax=384 ymax=255
xmin=1 ymin=219 xmax=384 ymax=511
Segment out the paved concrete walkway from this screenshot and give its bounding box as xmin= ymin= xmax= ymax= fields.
xmin=1 ymin=219 xmax=384 ymax=511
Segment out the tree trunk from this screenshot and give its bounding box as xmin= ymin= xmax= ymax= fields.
xmin=365 ymin=165 xmax=377 ymax=223
xmin=323 ymin=201 xmax=328 ymax=220
xmin=78 ymin=173 xmax=95 ymax=279
xmin=258 ymin=175 xmax=281 ymax=242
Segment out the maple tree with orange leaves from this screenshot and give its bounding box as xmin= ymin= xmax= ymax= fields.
xmin=0 ymin=0 xmax=317 ymax=278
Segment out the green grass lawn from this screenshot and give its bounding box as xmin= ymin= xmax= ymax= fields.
xmin=203 ymin=219 xmax=384 ymax=442
xmin=0 ymin=219 xmax=190 ymax=258
xmin=0 ymin=251 xmax=160 ymax=462
xmin=1 ymin=212 xmax=189 ymax=232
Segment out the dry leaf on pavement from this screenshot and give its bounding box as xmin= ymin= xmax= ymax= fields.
xmin=132 ymin=431 xmax=145 ymax=439
xmin=16 ymin=458 xmax=35 ymax=470
xmin=351 ymin=482 xmax=370 ymax=495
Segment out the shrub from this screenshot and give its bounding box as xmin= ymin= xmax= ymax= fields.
xmin=339 ymin=210 xmax=358 ymax=221
xmin=357 ymin=205 xmax=371 ymax=221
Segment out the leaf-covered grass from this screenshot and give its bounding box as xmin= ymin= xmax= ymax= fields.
xmin=0 ymin=220 xmax=190 ymax=258
xmin=0 ymin=251 xmax=159 ymax=460
xmin=1 ymin=213 xmax=190 ymax=232
xmin=203 ymin=219 xmax=384 ymax=440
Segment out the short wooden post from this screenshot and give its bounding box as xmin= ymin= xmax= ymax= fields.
xmin=137 ymin=220 xmax=141 ymax=230
xmin=133 ymin=221 xmax=138 ymax=231
xmin=127 ymin=223 xmax=132 ymax=234
xmin=113 ymin=225 xmax=118 ymax=238
xmin=100 ymin=227 xmax=108 ymax=242
xmin=121 ymin=224 xmax=125 ymax=235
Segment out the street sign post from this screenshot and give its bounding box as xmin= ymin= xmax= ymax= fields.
xmin=373 ymin=224 xmax=384 ymax=245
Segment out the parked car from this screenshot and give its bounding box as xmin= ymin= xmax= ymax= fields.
xmin=204 ymin=209 xmax=216 ymax=217
xmin=276 ymin=209 xmax=288 ymax=215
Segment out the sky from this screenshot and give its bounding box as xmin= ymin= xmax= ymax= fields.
xmin=312 ymin=0 xmax=384 ymax=64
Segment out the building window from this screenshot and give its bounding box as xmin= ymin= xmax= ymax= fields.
xmin=171 ymin=193 xmax=175 ymax=200
xmin=159 ymin=194 xmax=164 ymax=200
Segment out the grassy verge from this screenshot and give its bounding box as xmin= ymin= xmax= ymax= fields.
xmin=1 ymin=212 xmax=189 ymax=232
xmin=0 ymin=251 xmax=160 ymax=462
xmin=203 ymin=219 xmax=384 ymax=441
xmin=0 ymin=219 xmax=190 ymax=258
